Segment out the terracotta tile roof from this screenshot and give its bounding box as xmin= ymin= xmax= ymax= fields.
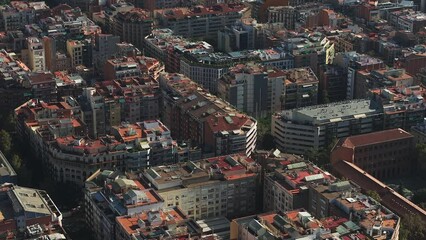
xmin=340 ymin=128 xmax=413 ymax=148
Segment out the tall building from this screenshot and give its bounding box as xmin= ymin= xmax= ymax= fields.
xmin=218 ymin=63 xmax=283 ymax=118
xmin=66 ymin=39 xmax=93 ymax=68
xmin=284 ymin=33 xmax=335 ymax=75
xmin=272 ymin=99 xmax=384 ymax=154
xmin=25 ymin=37 xmax=45 ymax=72
xmin=318 ymin=65 xmax=347 ymax=103
xmin=143 ymin=153 xmax=260 ymax=220
xmin=92 ymin=33 xmax=120 ymax=71
xmin=267 ymin=6 xmax=297 ymax=29
xmin=331 ymin=128 xmax=415 ymax=180
xmin=80 ymin=77 xmax=161 ymax=137
xmin=113 ymin=8 xmax=153 ymax=50
xmin=160 ymin=73 xmax=257 ymax=156
xmin=218 ymin=65 xmax=318 ymax=117
xmin=333 ymin=52 xmax=385 ymax=100
xmin=217 ymin=22 xmax=256 ymax=53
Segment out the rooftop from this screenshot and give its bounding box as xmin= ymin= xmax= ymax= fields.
xmin=338 ymin=128 xmax=413 ymax=148
xmin=144 ymin=153 xmax=259 ymax=190
xmin=156 ymin=4 xmax=246 ymax=20
xmin=333 ymin=160 xmax=426 ymax=222
xmin=276 ymin=99 xmax=381 ymax=124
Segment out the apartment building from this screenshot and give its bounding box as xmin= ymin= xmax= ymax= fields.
xmin=25 ymin=72 xmax=58 ymax=103
xmin=144 ymin=28 xmax=214 ymax=74
xmin=143 ymin=153 xmax=260 ymax=220
xmin=333 ymin=52 xmax=385 ymax=100
xmin=25 ymin=37 xmax=46 ymax=72
xmin=263 ymin=159 xmax=335 ymax=213
xmin=104 ymin=56 xmax=164 ymax=81
xmin=0 ymin=185 xmax=63 ymax=237
xmin=331 ymin=128 xmax=415 ymax=180
xmin=272 ymin=99 xmax=384 ymax=155
xmin=267 ymin=6 xmax=297 ymax=29
xmin=104 ymin=57 xmax=142 ymax=80
xmin=370 ymin=85 xmax=426 ymax=130
xmin=318 ymin=65 xmax=347 ymax=103
xmin=389 ymin=9 xmax=426 ymax=33
xmin=92 ymin=33 xmax=120 ymax=71
xmin=230 ymin=205 xmax=399 ymax=240
xmin=281 ymin=67 xmax=319 ymax=110
xmin=0 ymin=1 xmax=49 ymax=31
xmin=79 ymin=77 xmax=161 ymax=137
xmin=160 ymin=73 xmax=257 ymax=156
xmin=218 ymin=63 xmax=280 ymax=118
xmin=155 ymin=4 xmax=248 ymax=40
xmin=355 ymin=68 xmax=414 ymax=99
xmin=217 ymin=21 xmax=256 ymax=53
xmin=66 ymin=39 xmax=93 ymax=68
xmin=84 ymin=170 xmax=164 ymax=240
xmin=111 ymin=120 xmax=177 ymax=170
xmin=113 ymin=8 xmax=153 ymax=50
xmin=115 ymin=207 xmax=202 ymax=240
xmin=284 ymin=33 xmax=335 ymax=75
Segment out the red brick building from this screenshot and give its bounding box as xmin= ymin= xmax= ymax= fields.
xmin=331 ymin=128 xmax=415 ymax=180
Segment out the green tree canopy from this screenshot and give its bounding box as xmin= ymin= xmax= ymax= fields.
xmin=400 ymin=214 xmax=426 ymax=240
xmin=366 ymin=190 xmax=382 ymax=202
xmin=10 ymin=154 xmax=21 ymax=171
xmin=0 ymin=130 xmax=12 ymax=155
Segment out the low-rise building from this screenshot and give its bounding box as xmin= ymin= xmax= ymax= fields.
xmin=143 ymin=153 xmax=260 ymax=220
xmin=331 ymin=128 xmax=415 ymax=180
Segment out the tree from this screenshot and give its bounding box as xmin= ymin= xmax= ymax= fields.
xmin=10 ymin=154 xmax=21 ymax=171
xmin=416 ymin=143 xmax=426 ymax=172
xmin=412 ymin=188 xmax=426 ymax=204
xmin=400 ymin=214 xmax=426 ymax=240
xmin=366 ymin=190 xmax=382 ymax=202
xmin=0 ymin=130 xmax=12 ymax=155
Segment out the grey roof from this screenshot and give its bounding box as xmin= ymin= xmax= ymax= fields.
xmin=281 ymin=99 xmax=382 ymax=124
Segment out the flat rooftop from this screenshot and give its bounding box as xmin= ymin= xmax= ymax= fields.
xmin=278 ymin=99 xmax=381 ymax=124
